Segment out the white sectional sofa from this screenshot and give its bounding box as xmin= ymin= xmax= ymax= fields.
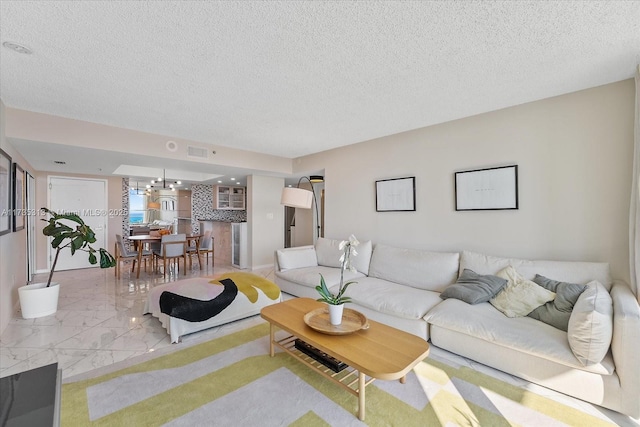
xmin=274 ymin=238 xmax=640 ymax=418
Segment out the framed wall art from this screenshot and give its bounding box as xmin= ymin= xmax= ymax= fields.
xmin=0 ymin=149 xmax=11 ymax=236
xmin=375 ymin=176 xmax=416 ymax=212
xmin=455 ymin=165 xmax=518 ymax=211
xmin=13 ymin=162 xmax=25 ymax=231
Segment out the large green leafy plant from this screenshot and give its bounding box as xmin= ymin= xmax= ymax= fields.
xmin=41 ymin=207 xmax=116 ymax=287
xmin=316 ymin=235 xmax=359 ymax=305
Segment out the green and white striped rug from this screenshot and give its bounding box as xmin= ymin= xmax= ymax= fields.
xmin=62 ymin=323 xmax=618 ymax=426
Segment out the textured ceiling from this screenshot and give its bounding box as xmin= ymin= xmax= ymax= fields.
xmin=1 ymin=1 xmax=639 ymax=159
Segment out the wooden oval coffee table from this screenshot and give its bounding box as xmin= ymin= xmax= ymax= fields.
xmin=261 ymin=298 xmax=430 ymax=421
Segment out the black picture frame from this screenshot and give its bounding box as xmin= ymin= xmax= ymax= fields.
xmin=375 ymin=177 xmax=416 ymax=212
xmin=455 ymin=165 xmax=518 ymax=211
xmin=13 ymin=163 xmax=25 ymax=231
xmin=0 ymin=149 xmax=11 ymax=236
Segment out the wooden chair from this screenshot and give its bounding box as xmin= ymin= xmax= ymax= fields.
xmin=152 ymin=233 xmax=187 ymax=278
xmin=114 ymin=234 xmax=152 ymax=279
xmin=200 ymin=231 xmax=215 ymax=267
xmin=187 ymin=230 xmax=214 ymax=269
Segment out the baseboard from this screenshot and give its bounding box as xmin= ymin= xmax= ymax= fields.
xmin=250 ymin=264 xmax=272 ymax=271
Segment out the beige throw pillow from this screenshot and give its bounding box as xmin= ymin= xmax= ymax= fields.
xmin=567 ymin=280 xmax=613 ymax=366
xmin=490 ymin=266 xmax=556 ymax=318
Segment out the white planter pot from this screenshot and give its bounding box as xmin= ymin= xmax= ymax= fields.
xmin=18 ymin=282 xmax=60 ymax=319
xmin=328 ymin=303 xmax=344 ymax=326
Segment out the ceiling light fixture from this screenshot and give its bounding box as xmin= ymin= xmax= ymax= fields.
xmin=130 ymin=181 xmax=147 ymax=195
xmin=3 ymin=41 xmax=32 ymax=55
xmin=147 ymin=169 xmax=181 ymax=192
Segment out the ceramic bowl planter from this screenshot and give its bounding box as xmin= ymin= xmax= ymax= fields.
xmin=18 ymin=282 xmax=60 ymax=319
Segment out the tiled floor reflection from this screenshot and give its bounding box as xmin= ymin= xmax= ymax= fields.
xmin=1 ymin=260 xmax=274 ymax=379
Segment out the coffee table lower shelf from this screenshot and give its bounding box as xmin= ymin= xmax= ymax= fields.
xmin=274 ymin=334 xmax=376 ymax=420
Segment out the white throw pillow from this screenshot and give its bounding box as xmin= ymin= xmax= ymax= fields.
xmin=276 ymin=247 xmax=318 ymax=271
xmin=567 ymin=280 xmax=613 ymax=366
xmin=352 ymin=240 xmax=372 ymax=275
xmin=489 ymin=266 xmax=556 ymax=318
xmin=315 ymin=237 xmax=343 ymax=268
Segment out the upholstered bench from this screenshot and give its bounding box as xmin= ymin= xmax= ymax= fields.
xmin=144 ymin=273 xmax=281 ymax=343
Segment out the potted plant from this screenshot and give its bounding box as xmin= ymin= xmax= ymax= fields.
xmin=316 ymin=234 xmax=359 ymax=325
xmin=18 ymin=208 xmax=116 ymax=319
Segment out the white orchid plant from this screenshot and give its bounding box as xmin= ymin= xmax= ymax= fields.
xmin=316 ymin=234 xmax=360 ymax=305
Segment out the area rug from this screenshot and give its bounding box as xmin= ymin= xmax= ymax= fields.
xmin=61 ymin=323 xmax=617 ymax=427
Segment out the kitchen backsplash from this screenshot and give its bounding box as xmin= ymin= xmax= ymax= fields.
xmin=191 ymin=184 xmax=247 ymax=233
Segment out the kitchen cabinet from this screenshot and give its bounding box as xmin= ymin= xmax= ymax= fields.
xmin=213 ymin=185 xmax=245 ymax=210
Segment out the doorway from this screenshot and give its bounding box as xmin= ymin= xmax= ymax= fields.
xmin=47 ymin=177 xmax=108 ymax=271
xmin=26 ymin=172 xmax=35 ymax=281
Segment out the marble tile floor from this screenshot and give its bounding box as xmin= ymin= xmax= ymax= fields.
xmin=1 ymin=263 xmax=638 ymax=426
xmin=0 ymin=261 xmax=274 ymax=380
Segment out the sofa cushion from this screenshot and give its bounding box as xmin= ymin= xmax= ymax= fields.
xmin=368 ymin=243 xmax=459 ymax=292
xmin=275 ymin=266 xmax=364 ymax=289
xmin=440 ymin=269 xmax=507 ymax=304
xmin=425 ymin=298 xmax=614 ymax=375
xmin=340 ymin=277 xmax=442 ymax=320
xmin=460 ymin=250 xmax=613 ymax=291
xmin=567 ymin=280 xmax=613 ymax=366
xmin=276 ymin=247 xmax=318 ymax=271
xmin=528 ymin=274 xmax=587 ymax=331
xmin=489 ymin=266 xmax=556 ymax=318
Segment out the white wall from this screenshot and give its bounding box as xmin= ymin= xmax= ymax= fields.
xmin=0 ymin=100 xmax=35 ymax=333
xmin=246 ymin=175 xmax=285 ymax=269
xmin=296 ymin=80 xmax=635 ymax=283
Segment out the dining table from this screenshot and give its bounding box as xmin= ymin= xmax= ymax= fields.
xmin=127 ymin=233 xmax=202 ymax=278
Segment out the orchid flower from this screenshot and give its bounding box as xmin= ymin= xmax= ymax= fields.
xmin=317 ymin=235 xmax=360 ymax=305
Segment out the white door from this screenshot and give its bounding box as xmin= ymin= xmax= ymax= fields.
xmin=48 ymin=177 xmax=108 ymax=271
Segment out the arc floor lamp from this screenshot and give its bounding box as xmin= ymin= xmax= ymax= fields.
xmin=280 ymin=175 xmax=324 ymax=239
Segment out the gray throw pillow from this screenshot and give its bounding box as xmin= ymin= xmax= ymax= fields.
xmin=440 ymin=269 xmax=508 ymax=304
xmin=527 ymin=274 xmax=587 ymax=331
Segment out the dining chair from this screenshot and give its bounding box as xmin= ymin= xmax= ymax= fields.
xmin=153 ymin=233 xmax=187 ymax=278
xmin=114 ymin=234 xmax=152 ymax=279
xmin=200 ymin=231 xmax=215 ymax=267
xmin=187 ymin=230 xmax=214 ymax=269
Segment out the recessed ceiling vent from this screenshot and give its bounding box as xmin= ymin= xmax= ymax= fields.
xmin=53 ymin=160 xmax=66 ymax=165
xmin=187 ymin=146 xmax=208 ymax=159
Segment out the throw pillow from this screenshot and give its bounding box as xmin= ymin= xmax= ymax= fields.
xmin=440 ymin=269 xmax=507 ymax=304
xmin=352 ymin=240 xmax=373 ymax=275
xmin=489 ymin=266 xmax=556 ymax=318
xmin=315 ymin=237 xmax=343 ymax=268
xmin=527 ymin=274 xmax=587 ymax=331
xmin=276 ymin=247 xmax=318 ymax=271
xmin=567 ymin=280 xmax=613 ymax=366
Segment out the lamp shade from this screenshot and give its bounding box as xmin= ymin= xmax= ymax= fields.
xmin=281 ymin=187 xmax=313 ymax=209
xmin=147 ymin=201 xmax=161 ymax=210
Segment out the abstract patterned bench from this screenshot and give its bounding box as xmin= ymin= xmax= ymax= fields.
xmin=144 ymin=273 xmax=281 ymax=343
